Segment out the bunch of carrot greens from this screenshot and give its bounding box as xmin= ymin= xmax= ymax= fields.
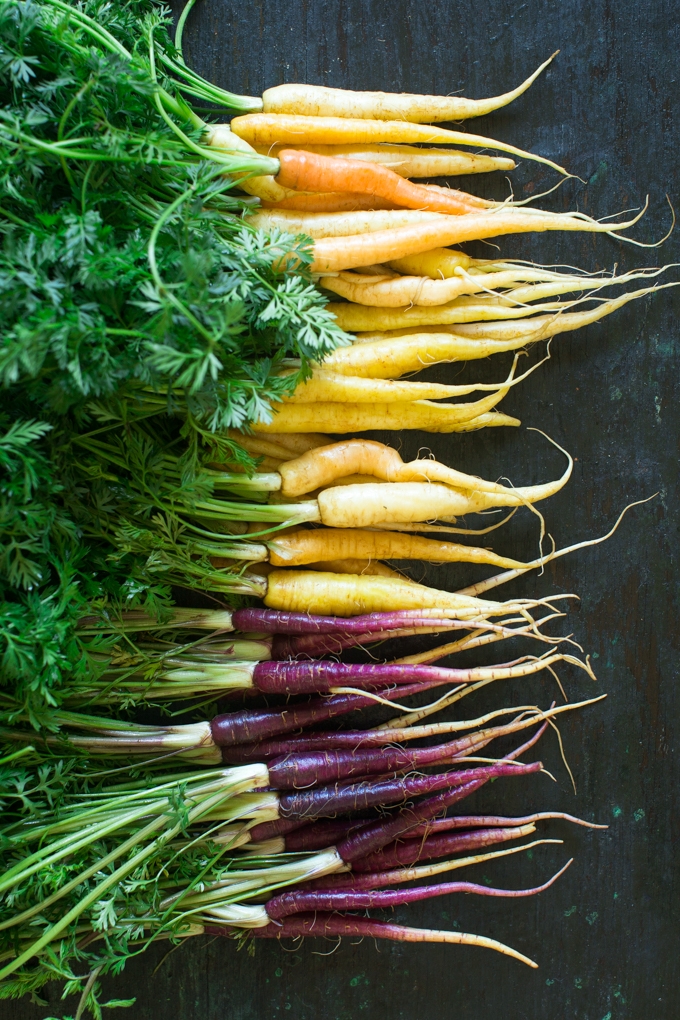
xmin=0 ymin=0 xmax=672 ymax=1015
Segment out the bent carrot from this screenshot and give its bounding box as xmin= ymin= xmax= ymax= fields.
xmin=254 ymin=404 xmax=519 ymax=433
xmin=277 ymin=437 xmax=569 ymax=499
xmin=267 ymin=529 xmax=528 ymax=569
xmin=260 ymin=55 xmax=557 ymax=122
xmin=257 ymin=143 xmax=516 ymax=177
xmin=230 ymin=115 xmax=566 ymax=175
xmin=274 ymin=150 xmax=489 ymax=214
xmin=309 ymin=207 xmax=648 ymax=272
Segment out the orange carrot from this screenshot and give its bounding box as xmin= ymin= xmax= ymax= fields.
xmin=274 ymin=150 xmax=489 ymax=215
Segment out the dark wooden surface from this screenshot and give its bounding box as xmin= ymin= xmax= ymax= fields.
xmin=8 ymin=1 xmax=679 ymax=1017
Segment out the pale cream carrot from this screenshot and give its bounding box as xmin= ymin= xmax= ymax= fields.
xmin=225 ymin=430 xmax=332 ymax=460
xmin=273 ymin=149 xmax=489 ymax=214
xmin=277 ymin=437 xmax=568 ymax=498
xmin=230 ymin=114 xmax=567 ymax=174
xmin=256 ymin=143 xmax=516 ymax=177
xmin=246 ymin=208 xmax=448 ymax=238
xmin=260 ymin=55 xmax=557 ymax=121
xmin=308 ymin=207 xmax=646 ymax=272
xmin=267 ymin=528 xmax=529 ymax=569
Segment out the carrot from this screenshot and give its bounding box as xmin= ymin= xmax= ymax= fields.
xmin=257 ymin=143 xmax=516 ymax=177
xmin=207 ymin=124 xmax=288 ymax=202
xmin=230 ymin=114 xmax=568 ymax=174
xmin=320 ymin=285 xmax=674 ymax=377
xmin=327 ymin=295 xmax=580 ymax=332
xmin=267 ymin=529 xmax=529 ymax=569
xmin=274 ymin=149 xmax=489 ymax=214
xmin=318 ymin=264 xmax=667 ymax=308
xmin=388 ymin=248 xmax=477 ymax=277
xmin=246 ymin=208 xmax=449 ymax=238
xmin=263 ymin=569 xmax=546 ymax=616
xmin=260 ymin=55 xmax=557 ymax=121
xmin=242 ymin=914 xmax=538 ymax=966
xmin=277 ymin=437 xmax=568 ymax=498
xmin=308 ymin=207 xmax=647 ymax=272
xmin=279 ymin=362 xmax=537 ymax=404
xmin=253 ymin=388 xmax=519 ymax=434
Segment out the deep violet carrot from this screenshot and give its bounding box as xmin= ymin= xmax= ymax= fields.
xmin=210 ymin=914 xmax=539 ymax=967
xmin=350 ymin=825 xmax=535 ymax=872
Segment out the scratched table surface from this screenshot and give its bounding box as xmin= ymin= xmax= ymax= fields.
xmin=7 ymin=1 xmax=679 ymax=1018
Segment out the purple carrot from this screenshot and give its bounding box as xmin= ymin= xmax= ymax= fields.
xmin=279 ymin=818 xmax=370 ymax=852
xmin=278 ymin=761 xmax=541 ymax=821
xmin=335 ymin=721 xmax=549 ymax=862
xmin=231 ymin=608 xmax=476 ymax=636
xmin=206 ymin=915 xmax=538 ymax=966
xmin=246 ymin=818 xmax=310 ymax=842
xmin=404 ymin=812 xmax=607 ymax=838
xmin=265 ymin=712 xmax=548 ymax=787
xmin=250 ymin=660 xmax=463 ymax=695
xmin=213 ymin=677 xmax=450 ymax=748
xmin=265 ymin=861 xmax=571 ymax=920
xmin=270 ymin=619 xmax=478 ymax=658
xmin=351 ymin=825 xmax=533 ymax=872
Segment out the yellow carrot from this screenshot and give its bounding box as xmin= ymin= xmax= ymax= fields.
xmin=254 ymin=404 xmax=519 ymax=433
xmin=263 ymin=569 xmax=513 ymax=616
xmin=277 ymin=437 xmax=564 ymax=498
xmin=267 ymin=528 xmax=529 ymax=569
xmin=387 ymin=249 xmax=476 ymax=277
xmin=256 ymin=144 xmax=516 ymax=177
xmin=327 ymin=295 xmax=571 ymax=332
xmin=321 ymin=332 xmax=525 ymax=377
xmin=230 ymin=114 xmax=568 ymax=174
xmin=280 ymin=367 xmax=528 ymax=404
xmin=261 ymin=56 xmax=557 ymax=121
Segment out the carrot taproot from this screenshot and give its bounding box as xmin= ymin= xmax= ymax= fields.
xmin=257 ymin=143 xmax=516 ymax=177
xmin=260 ymin=55 xmax=557 ymax=122
xmin=274 ymin=149 xmax=490 ymax=214
xmin=253 ymin=401 xmax=519 ymax=434
xmin=319 ymin=264 xmax=667 ymax=308
xmin=262 ymin=569 xmax=545 ymax=616
xmin=320 ymin=285 xmax=675 ymax=376
xmin=267 ymin=529 xmax=529 ymax=569
xmin=231 ymin=914 xmax=538 ymax=966
xmin=327 ymin=294 xmax=579 ymax=332
xmin=278 ymin=436 xmax=570 ymax=498
xmin=387 ymin=248 xmax=476 ymax=277
xmin=308 ymin=206 xmax=648 ymax=272
xmin=247 ymin=208 xmax=449 ymax=237
xmin=230 ymin=114 xmax=568 ymax=175
xmin=279 ymin=357 xmax=539 ymax=404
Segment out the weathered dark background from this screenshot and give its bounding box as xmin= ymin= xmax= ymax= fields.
xmin=8 ymin=0 xmax=679 ymax=1017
